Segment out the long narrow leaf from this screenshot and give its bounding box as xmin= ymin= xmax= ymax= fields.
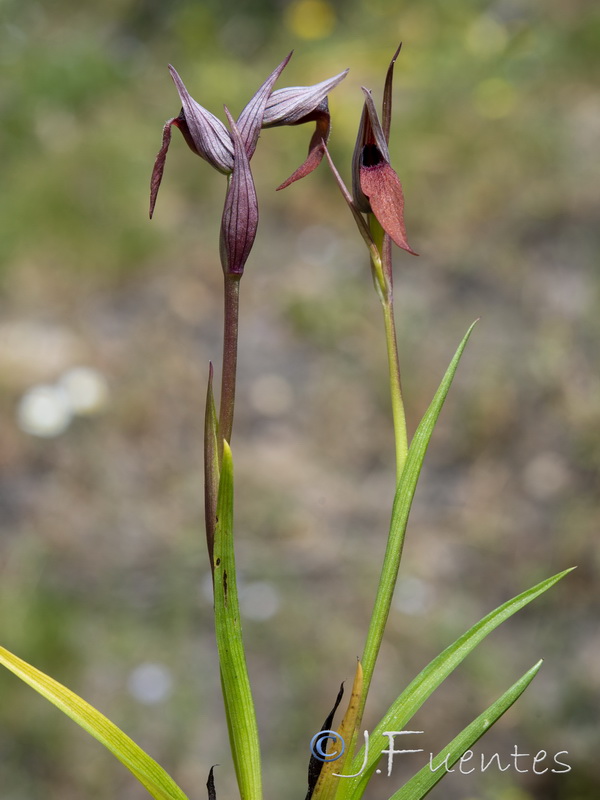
xmin=342 ymin=568 xmax=572 ymax=800
xmin=388 ymin=660 xmax=543 ymax=800
xmin=204 ymin=361 xmax=220 ymax=570
xmin=360 ymin=322 xmax=478 ymax=706
xmin=0 ymin=646 xmax=188 ymax=800
xmin=213 ymin=442 xmax=262 ymax=800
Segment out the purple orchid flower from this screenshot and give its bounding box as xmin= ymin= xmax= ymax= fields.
xmin=351 ymin=45 xmax=417 ymax=256
xmin=150 ymin=55 xmax=348 ymax=275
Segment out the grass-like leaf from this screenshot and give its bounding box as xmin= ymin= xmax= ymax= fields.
xmin=340 ymin=568 xmax=572 ymax=800
xmin=360 ymin=322 xmax=478 ymax=709
xmin=388 ymin=659 xmax=543 ymax=800
xmin=213 ymin=441 xmax=262 ymax=800
xmin=0 ymin=645 xmax=189 ymax=800
xmin=204 ymin=361 xmax=220 ymax=569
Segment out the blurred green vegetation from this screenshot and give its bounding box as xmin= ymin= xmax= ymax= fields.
xmin=1 ymin=0 xmax=599 ymax=798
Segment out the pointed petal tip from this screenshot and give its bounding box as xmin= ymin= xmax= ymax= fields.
xmin=392 ymin=42 xmax=403 ymax=61
xmin=275 ymin=143 xmax=326 ymax=190
xmin=149 ymin=117 xmax=177 ymax=220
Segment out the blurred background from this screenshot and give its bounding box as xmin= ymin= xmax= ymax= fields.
xmin=0 ymin=0 xmax=599 ymax=798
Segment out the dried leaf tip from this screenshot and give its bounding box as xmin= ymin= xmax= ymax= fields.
xmin=207 ymin=765 xmax=218 ymax=800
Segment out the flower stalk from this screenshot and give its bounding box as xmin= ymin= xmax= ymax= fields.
xmin=150 ymin=54 xmax=348 ymax=800
xmin=219 ymin=272 xmax=241 ymax=448
xmin=321 ymin=44 xmax=417 ymax=752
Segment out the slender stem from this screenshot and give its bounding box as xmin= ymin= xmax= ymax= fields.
xmin=368 ymin=215 xmax=408 ymax=481
xmin=350 ymin=220 xmax=409 ymax=739
xmin=381 ymin=298 xmax=408 ymax=482
xmin=219 ymin=272 xmax=241 ymax=447
xmin=352 ymin=301 xmax=408 ymax=735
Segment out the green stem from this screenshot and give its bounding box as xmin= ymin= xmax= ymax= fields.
xmin=350 ymin=219 xmax=409 ymax=740
xmin=219 ymin=272 xmax=241 ymax=447
xmin=381 ymin=298 xmax=408 ymax=482
xmin=368 ymin=215 xmax=408 ymax=482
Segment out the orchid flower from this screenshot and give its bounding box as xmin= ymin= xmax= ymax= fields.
xmin=323 ymin=45 xmax=416 ymax=481
xmin=150 ymin=55 xmax=348 ymax=275
xmin=326 ymin=44 xmax=417 ymax=261
xmin=351 ymin=86 xmax=417 ymax=256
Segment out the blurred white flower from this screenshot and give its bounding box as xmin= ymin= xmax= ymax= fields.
xmin=17 ymin=384 xmax=73 ymax=438
xmin=59 ymin=366 xmax=109 ymax=415
xmin=17 ymin=366 xmax=109 ymax=438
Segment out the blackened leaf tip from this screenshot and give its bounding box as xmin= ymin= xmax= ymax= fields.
xmin=305 ymin=681 xmax=346 ymax=799
xmin=207 ymin=765 xmax=218 ymax=800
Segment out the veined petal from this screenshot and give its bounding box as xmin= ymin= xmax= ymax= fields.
xmin=263 ymin=69 xmax=348 ymax=189
xmin=361 ymin=88 xmax=390 ymax=158
xmin=382 ymin=43 xmax=402 ymax=144
xmin=219 ymin=107 xmax=259 ymax=275
xmin=262 ymin=69 xmax=348 ymax=126
xmin=168 ymin=65 xmax=234 ymax=173
xmin=276 ymin=100 xmax=330 ymax=189
xmin=237 ymin=52 xmax=292 ymax=160
xmin=351 ymin=102 xmax=372 ymax=213
xmin=360 ymin=160 xmax=417 ymax=255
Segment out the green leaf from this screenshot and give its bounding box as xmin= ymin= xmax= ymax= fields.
xmin=0 ymin=645 xmax=189 ymax=800
xmin=388 ymin=660 xmax=543 ymax=800
xmin=342 ymin=568 xmax=572 ymax=800
xmin=213 ymin=441 xmax=262 ymax=800
xmin=204 ymin=361 xmax=220 ymax=570
xmin=360 ymin=323 xmax=477 ymax=710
